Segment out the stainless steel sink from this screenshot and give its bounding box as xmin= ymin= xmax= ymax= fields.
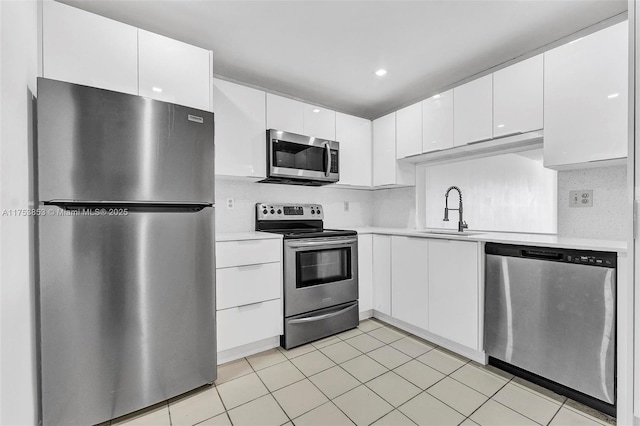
xmin=418 ymin=229 xmax=485 ymax=237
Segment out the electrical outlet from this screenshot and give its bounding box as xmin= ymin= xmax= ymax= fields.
xmin=344 ymin=201 xmax=350 ymax=212
xmin=226 ymin=198 xmax=234 ymax=209
xmin=569 ymin=190 xmax=593 ymax=207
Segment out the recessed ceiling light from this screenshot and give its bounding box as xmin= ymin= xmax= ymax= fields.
xmin=497 ymin=124 xmax=505 ymax=128
xmin=607 ymin=93 xmax=619 ymax=99
xmin=375 ymin=69 xmax=387 ymax=77
xmin=313 ymin=108 xmax=320 ymax=113
xmin=433 ymin=94 xmax=441 ymax=99
xmin=152 ymin=87 xmax=163 ymax=93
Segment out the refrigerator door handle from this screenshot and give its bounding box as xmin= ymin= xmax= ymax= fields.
xmin=45 ymin=200 xmax=212 ymax=212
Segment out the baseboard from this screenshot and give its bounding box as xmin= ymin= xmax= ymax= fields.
xmin=372 ymin=310 xmax=486 ymax=364
xmin=217 ymin=336 xmax=280 ymax=365
xmin=359 ymin=309 xmax=373 ymax=321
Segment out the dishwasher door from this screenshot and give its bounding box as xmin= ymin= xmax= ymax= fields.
xmin=484 ymin=244 xmax=616 ymax=405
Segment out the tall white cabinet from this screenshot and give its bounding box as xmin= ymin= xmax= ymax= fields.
xmin=336 ymin=113 xmax=372 ymax=187
xmin=373 ymin=113 xmax=415 ymax=187
xmin=42 ymin=0 xmax=138 ymax=95
xmin=544 ymin=21 xmax=628 ymax=168
xmin=213 ymin=78 xmax=267 ymax=178
xmin=391 ymin=237 xmax=429 ymax=330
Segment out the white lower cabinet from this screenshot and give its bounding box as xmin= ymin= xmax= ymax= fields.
xmin=357 ymin=234 xmax=373 ymax=313
xmin=215 ymin=238 xmax=283 ymax=354
xmin=391 ymin=236 xmax=429 ymax=330
xmin=217 ymin=300 xmax=281 ymax=352
xmin=427 ymin=239 xmax=479 ymax=349
xmin=372 ymin=235 xmax=392 ymax=315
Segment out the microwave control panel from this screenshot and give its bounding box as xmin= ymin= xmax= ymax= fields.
xmin=330 ymin=150 xmax=339 ymax=173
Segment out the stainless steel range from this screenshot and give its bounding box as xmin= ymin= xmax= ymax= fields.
xmin=256 ymin=203 xmax=359 ymax=349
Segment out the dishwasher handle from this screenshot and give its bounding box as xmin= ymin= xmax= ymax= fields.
xmin=520 ymin=249 xmax=563 ymax=261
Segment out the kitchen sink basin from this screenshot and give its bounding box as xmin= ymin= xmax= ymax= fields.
xmin=418 ymin=229 xmax=485 ymax=237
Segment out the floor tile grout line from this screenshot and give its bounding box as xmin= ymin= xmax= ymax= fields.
xmin=460 ymin=374 xmax=515 ymax=424
xmin=560 ymin=400 xmax=614 ymax=426
xmin=246 ymin=354 xmax=296 ymax=425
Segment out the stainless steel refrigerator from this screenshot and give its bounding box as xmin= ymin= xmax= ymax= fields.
xmin=35 ymin=78 xmax=216 ymax=426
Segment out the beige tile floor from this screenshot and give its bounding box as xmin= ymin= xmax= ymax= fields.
xmin=109 ymin=319 xmax=616 ymax=426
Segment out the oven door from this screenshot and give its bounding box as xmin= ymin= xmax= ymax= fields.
xmin=268 ymin=129 xmax=339 ymax=183
xmin=284 ymin=236 xmax=358 ymax=317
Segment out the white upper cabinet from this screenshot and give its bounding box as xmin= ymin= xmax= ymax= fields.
xmin=373 ymin=113 xmax=397 ymax=186
xmin=422 ymin=90 xmax=454 ymax=153
xmin=428 ymin=239 xmax=479 ymax=350
xmin=336 ymin=113 xmax=372 ymax=187
xmin=396 ymin=102 xmax=423 ymax=158
xmin=373 ymin=113 xmax=415 ymax=187
xmin=303 ymin=105 xmax=336 ymax=140
xmin=213 ymin=79 xmax=267 ymax=178
xmin=266 ymin=93 xmax=304 ymax=134
xmin=453 ymin=75 xmax=493 ymax=146
xmin=493 ymin=55 xmax=543 ymax=137
xmin=42 ymin=0 xmax=138 ymax=95
xmin=544 ymin=21 xmax=628 ymax=168
xmin=138 ymin=30 xmax=211 ymax=111
xmin=391 ymin=237 xmax=429 ymax=330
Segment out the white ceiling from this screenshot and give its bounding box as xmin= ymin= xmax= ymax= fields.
xmin=60 ymin=0 xmax=627 ymax=119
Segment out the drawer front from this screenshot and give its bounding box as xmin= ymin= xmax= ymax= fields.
xmin=216 ymin=239 xmax=281 ymax=268
xmin=217 ymin=262 xmax=281 ymax=310
xmin=217 ymin=299 xmax=282 ymax=352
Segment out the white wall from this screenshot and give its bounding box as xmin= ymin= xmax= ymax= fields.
xmin=372 ymin=187 xmax=416 ymax=228
xmin=0 ymin=0 xmax=39 ymax=425
xmin=557 ymin=165 xmax=628 ymax=240
xmin=215 ymin=178 xmax=374 ymax=233
xmin=421 ymin=151 xmax=558 ymax=234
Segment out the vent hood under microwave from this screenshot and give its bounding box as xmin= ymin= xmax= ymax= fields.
xmin=259 ymin=129 xmax=340 ymax=186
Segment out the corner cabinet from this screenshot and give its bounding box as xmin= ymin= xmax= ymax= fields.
xmin=372 ymin=113 xmax=415 ymax=187
xmin=336 ymin=113 xmax=372 ymax=187
xmin=396 ymin=102 xmax=423 ymax=158
xmin=42 ymin=0 xmax=138 ymax=95
xmin=543 ymin=21 xmax=628 ymax=169
xmin=427 ymin=239 xmax=480 ymax=350
xmin=213 ymin=79 xmax=267 ymax=178
xmin=138 ymin=30 xmax=212 ymax=111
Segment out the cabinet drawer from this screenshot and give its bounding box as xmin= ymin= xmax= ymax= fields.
xmin=217 ymin=262 xmax=281 ymax=310
xmin=217 ymin=299 xmax=282 ymax=352
xmin=216 ymin=239 xmax=281 ymax=268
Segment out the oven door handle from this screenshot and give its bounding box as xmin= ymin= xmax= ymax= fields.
xmin=288 ymin=303 xmax=357 ymax=324
xmin=324 ymin=142 xmax=331 ymax=177
xmin=286 ymin=237 xmax=357 ymax=248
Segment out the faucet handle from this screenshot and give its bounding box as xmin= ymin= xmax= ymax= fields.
xmin=461 ymin=221 xmax=468 ymax=229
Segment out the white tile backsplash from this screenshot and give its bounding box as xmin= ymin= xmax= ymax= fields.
xmin=372 ymin=187 xmax=416 ymax=229
xmin=557 ymin=165 xmax=628 ymax=240
xmin=215 ymin=177 xmax=374 ymax=233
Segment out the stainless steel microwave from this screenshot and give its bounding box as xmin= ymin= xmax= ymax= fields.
xmin=259 ymin=129 xmax=339 ymax=186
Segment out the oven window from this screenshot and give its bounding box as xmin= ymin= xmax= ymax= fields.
xmin=273 ymin=140 xmax=326 ymax=172
xmin=296 ymin=248 xmax=352 ymax=288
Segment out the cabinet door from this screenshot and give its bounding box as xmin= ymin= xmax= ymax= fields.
xmin=372 ymin=235 xmax=391 ymax=315
xmin=42 ymin=0 xmax=138 ymax=95
xmin=396 ymin=102 xmax=422 ymax=158
xmin=422 ymin=90 xmax=454 ymax=153
xmin=428 ymin=239 xmax=479 ymax=349
xmin=453 ymin=75 xmax=493 ymax=146
xmin=493 ymin=55 xmax=543 ymax=137
xmin=266 ymin=93 xmax=304 ymax=134
xmin=544 ymin=22 xmax=628 ymax=168
xmin=372 ymin=113 xmax=396 ymax=186
xmin=336 ymin=113 xmax=372 ymax=187
xmin=357 ymin=234 xmax=373 ymax=313
xmin=391 ymin=237 xmax=429 ymax=330
xmin=138 ymin=30 xmax=211 ymax=111
xmin=303 ymin=104 xmax=336 ymax=140
xmin=213 ymin=79 xmax=266 ymax=177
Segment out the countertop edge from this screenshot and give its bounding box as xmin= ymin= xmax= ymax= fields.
xmin=215 ymin=231 xmax=283 ymax=242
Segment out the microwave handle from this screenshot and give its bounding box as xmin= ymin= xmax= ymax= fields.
xmin=324 ymin=143 xmax=331 ymax=177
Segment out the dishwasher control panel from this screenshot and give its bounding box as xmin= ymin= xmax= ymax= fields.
xmin=485 ymin=243 xmax=616 ymax=268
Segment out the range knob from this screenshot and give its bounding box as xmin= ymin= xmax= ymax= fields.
xmin=270 ymin=209 xmax=275 ymax=214
xmin=311 ymin=210 xmax=315 ymax=215
xmin=262 ymin=209 xmax=268 ymax=214
xmin=277 ymin=209 xmax=282 ymax=214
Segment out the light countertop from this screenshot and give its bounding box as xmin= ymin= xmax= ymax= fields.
xmin=353 ymin=227 xmax=627 ymax=253
xmin=215 ymin=231 xmax=283 ymax=242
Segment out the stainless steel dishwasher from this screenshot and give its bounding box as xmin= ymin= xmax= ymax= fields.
xmin=484 ymin=243 xmax=616 ymax=416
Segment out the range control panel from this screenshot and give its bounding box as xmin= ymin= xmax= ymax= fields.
xmin=256 ymin=203 xmax=324 ymax=220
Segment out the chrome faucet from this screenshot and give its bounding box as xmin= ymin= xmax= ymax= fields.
xmin=443 ymin=186 xmax=468 ymax=232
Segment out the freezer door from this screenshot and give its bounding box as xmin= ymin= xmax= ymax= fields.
xmin=37 ymin=78 xmax=214 ymax=203
xmin=484 ymin=254 xmax=616 ymax=405
xmin=38 ymin=206 xmax=216 ymax=426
